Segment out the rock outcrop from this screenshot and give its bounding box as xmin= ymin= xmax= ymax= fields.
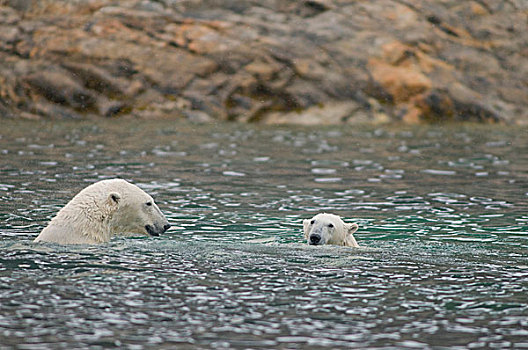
xmin=0 ymin=0 xmax=526 ymax=124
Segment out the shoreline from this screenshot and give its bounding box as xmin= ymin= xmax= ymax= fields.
xmin=1 ymin=1 xmax=526 ymax=124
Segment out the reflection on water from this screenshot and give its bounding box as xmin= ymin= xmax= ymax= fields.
xmin=0 ymin=120 xmax=527 ymax=349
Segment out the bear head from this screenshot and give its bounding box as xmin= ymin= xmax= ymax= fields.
xmin=102 ymin=179 xmax=171 ymax=238
xmin=303 ymin=213 xmax=359 ymax=247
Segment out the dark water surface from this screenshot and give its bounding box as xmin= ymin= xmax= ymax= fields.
xmin=0 ymin=119 xmax=527 ymax=349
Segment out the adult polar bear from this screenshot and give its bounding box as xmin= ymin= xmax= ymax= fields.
xmin=303 ymin=213 xmax=359 ymax=247
xmin=34 ymin=179 xmax=170 ymax=244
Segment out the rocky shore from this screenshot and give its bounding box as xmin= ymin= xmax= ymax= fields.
xmin=0 ymin=0 xmax=526 ymax=124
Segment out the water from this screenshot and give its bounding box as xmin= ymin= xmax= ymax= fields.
xmin=0 ymin=119 xmax=527 ymax=349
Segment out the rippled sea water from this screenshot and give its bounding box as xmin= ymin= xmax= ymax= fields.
xmin=0 ymin=119 xmax=527 ymax=349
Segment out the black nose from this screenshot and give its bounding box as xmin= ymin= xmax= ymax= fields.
xmin=163 ymin=223 xmax=171 ymax=232
xmin=310 ymin=234 xmax=321 ymax=245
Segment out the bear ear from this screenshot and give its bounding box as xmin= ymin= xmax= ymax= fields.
xmin=345 ymin=222 xmax=359 ymax=235
xmin=303 ymin=219 xmax=311 ymax=238
xmin=108 ymin=192 xmax=121 ymax=205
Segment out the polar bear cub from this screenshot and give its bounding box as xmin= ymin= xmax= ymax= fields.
xmin=34 ymin=179 xmax=170 ymax=245
xmin=303 ymin=213 xmax=359 ymax=247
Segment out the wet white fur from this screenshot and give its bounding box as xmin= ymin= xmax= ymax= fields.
xmin=303 ymin=213 xmax=359 ymax=247
xmin=34 ymin=179 xmax=168 ymax=245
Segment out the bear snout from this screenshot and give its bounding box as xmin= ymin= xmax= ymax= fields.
xmin=145 ymin=223 xmax=170 ymax=236
xmin=309 ymin=234 xmax=321 ymax=245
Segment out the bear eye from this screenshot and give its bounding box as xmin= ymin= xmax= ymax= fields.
xmin=146 ymin=201 xmax=152 ymax=206
xmin=328 ymin=223 xmax=334 ymax=228
xmin=310 ymin=220 xmax=315 ymax=225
